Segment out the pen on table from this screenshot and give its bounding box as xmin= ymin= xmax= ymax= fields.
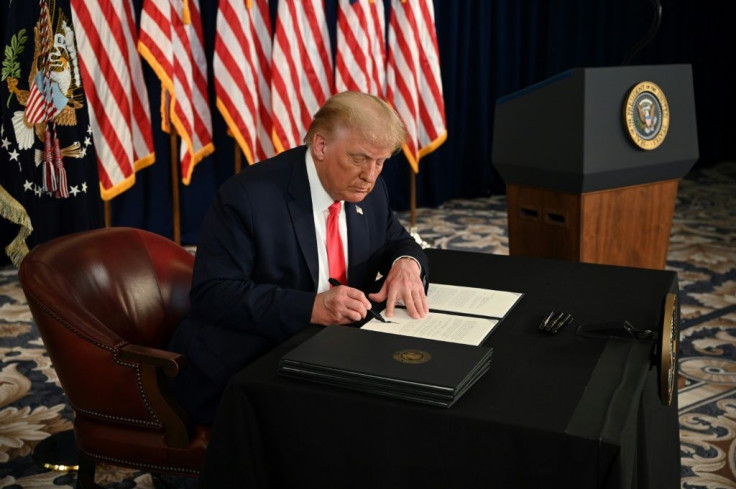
xmin=545 ymin=311 xmax=567 ymax=333
xmin=538 ymin=311 xmax=556 ymax=331
xmin=550 ymin=313 xmax=573 ymax=334
xmin=544 ymin=311 xmax=569 ymax=333
xmin=328 ymin=277 xmax=388 ymax=323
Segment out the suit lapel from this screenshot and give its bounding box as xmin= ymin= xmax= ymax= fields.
xmin=287 ymin=151 xmax=318 ymax=289
xmin=346 ymin=202 xmax=369 ymax=287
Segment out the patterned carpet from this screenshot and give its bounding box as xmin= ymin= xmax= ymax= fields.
xmin=1 ymin=162 xmax=735 ymax=488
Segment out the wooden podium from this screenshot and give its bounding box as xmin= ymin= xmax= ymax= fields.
xmin=493 ymin=65 xmax=699 ymax=269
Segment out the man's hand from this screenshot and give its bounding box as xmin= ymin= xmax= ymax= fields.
xmin=311 ymin=285 xmax=373 ymax=325
xmin=369 ymin=258 xmax=428 ymax=319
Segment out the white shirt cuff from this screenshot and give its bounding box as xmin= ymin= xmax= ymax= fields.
xmin=392 ymin=255 xmax=422 ymax=275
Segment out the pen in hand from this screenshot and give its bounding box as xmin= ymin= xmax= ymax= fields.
xmin=328 ymin=278 xmax=389 ymax=323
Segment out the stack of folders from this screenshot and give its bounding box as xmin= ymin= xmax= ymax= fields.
xmin=278 ymin=326 xmax=493 ymax=408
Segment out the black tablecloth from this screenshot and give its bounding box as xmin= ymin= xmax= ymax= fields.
xmin=199 ymin=250 xmax=680 ymax=489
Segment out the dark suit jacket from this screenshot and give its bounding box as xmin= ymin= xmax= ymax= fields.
xmin=169 ymin=146 xmax=428 ymax=421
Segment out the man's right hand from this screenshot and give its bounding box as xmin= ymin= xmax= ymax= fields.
xmin=310 ymin=285 xmax=373 ymax=325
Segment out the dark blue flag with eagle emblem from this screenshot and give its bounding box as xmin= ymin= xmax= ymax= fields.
xmin=0 ymin=0 xmax=103 ymax=266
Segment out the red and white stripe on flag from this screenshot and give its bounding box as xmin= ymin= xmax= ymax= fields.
xmin=70 ymin=0 xmax=155 ymax=200
xmin=214 ymin=0 xmax=274 ymax=165
xmin=138 ymin=0 xmax=214 ymax=184
xmin=387 ymin=0 xmax=447 ymax=173
xmin=271 ymin=0 xmax=333 ymax=153
xmin=335 ymin=0 xmax=386 ymax=96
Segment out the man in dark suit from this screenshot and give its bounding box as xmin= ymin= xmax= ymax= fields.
xmin=169 ymin=91 xmax=429 ymax=424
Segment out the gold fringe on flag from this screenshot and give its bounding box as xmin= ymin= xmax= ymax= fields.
xmin=0 ymin=184 xmax=33 ymax=266
xmin=182 ymin=0 xmax=191 ymax=24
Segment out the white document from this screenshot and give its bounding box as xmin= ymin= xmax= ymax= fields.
xmin=361 ymin=283 xmax=523 ymax=346
xmin=426 ymin=283 xmax=522 ymax=318
xmin=362 ymin=308 xmax=498 ymax=346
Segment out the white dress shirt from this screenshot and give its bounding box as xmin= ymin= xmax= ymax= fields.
xmin=306 ymin=151 xmax=349 ymax=293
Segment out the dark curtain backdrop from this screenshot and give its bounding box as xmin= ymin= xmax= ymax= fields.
xmin=113 ymin=0 xmax=736 ymax=245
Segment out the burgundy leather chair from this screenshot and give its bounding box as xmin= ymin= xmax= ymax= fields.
xmin=18 ymin=227 xmax=209 ymax=488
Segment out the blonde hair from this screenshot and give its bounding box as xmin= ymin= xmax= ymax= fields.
xmin=304 ymin=91 xmax=407 ymax=153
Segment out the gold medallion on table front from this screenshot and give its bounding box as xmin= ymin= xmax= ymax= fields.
xmin=659 ymin=292 xmax=679 ymax=405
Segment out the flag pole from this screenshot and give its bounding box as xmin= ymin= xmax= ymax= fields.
xmin=408 ymin=171 xmax=432 ymax=249
xmin=104 ymin=201 xmax=111 ymax=228
xmin=410 ymin=172 xmax=416 ymax=228
xmin=170 ymin=131 xmax=181 ymax=245
xmin=234 ymin=144 xmax=242 ymax=174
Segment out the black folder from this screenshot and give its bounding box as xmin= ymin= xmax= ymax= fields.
xmin=278 ymin=327 xmax=493 ymax=407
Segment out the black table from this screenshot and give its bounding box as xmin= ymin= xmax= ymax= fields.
xmin=199 ymin=250 xmax=680 ymax=489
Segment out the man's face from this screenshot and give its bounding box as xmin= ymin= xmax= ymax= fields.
xmin=311 ymin=129 xmax=393 ymax=203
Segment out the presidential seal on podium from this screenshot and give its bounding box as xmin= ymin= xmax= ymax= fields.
xmin=624 ymin=81 xmax=670 ymax=150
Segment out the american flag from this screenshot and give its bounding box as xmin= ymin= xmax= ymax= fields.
xmin=138 ymin=0 xmax=214 ymax=184
xmin=214 ymin=0 xmax=274 ymax=165
xmin=335 ymin=0 xmax=386 ymax=96
xmin=70 ymin=0 xmax=155 ymax=200
xmin=387 ymin=0 xmax=447 ymax=173
xmin=271 ymin=0 xmax=333 ymax=152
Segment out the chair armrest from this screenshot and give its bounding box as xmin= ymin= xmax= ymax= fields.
xmin=119 ymin=344 xmax=188 ymax=378
xmin=118 ymin=344 xmax=193 ymax=448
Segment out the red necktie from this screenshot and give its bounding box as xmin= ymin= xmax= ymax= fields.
xmin=326 ymin=201 xmax=346 ymax=285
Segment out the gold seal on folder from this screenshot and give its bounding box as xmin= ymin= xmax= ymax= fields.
xmin=393 ymin=349 xmax=432 ymax=364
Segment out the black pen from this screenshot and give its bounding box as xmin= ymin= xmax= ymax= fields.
xmin=545 ymin=312 xmax=568 ymax=333
xmin=538 ymin=311 xmax=556 ymax=331
xmin=550 ymin=313 xmax=573 ymax=334
xmin=328 ymin=278 xmax=388 ymax=323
